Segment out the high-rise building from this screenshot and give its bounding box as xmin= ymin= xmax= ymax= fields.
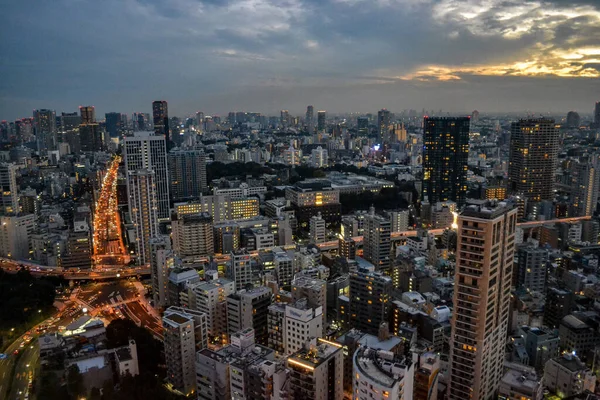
xmin=311 ymin=146 xmax=328 ymax=168
xmin=60 ymin=112 xmax=81 ymax=131
xmin=79 ymin=106 xmax=96 ymax=124
xmin=174 ymin=196 xmax=259 ymax=223
xmin=570 ymin=154 xmax=600 ymax=217
xmin=152 ymin=100 xmax=170 ymax=149
xmin=124 ymin=132 xmax=170 ymax=220
xmin=317 ymin=110 xmax=326 ymax=132
xmin=33 ymin=109 xmax=57 ymax=153
xmin=0 ymin=163 xmax=18 ymax=215
xmin=149 ymin=236 xmax=172 ymax=308
xmin=357 ymin=116 xmax=369 ymax=135
xmin=448 ymin=200 xmax=517 ymax=400
xmin=284 ymin=298 xmax=323 ymax=354
xmin=280 ymin=110 xmax=290 ymax=128
xmin=188 ymin=278 xmax=235 ymax=341
xmin=309 ymin=212 xmax=326 ymax=244
xmin=508 ymin=118 xmax=559 ymax=202
xmin=163 ymin=307 xmax=208 ymax=397
xmin=79 ymin=123 xmax=103 ymax=152
xmin=168 ymin=149 xmax=207 ymax=201
xmin=286 ymin=337 xmax=343 ymax=400
xmin=306 ymin=105 xmax=314 ymax=133
xmin=348 ymin=265 xmax=392 ymax=335
xmin=172 ymin=212 xmax=214 ymax=259
xmin=422 ymin=116 xmax=470 ymax=206
xmin=133 ymin=112 xmax=150 ymax=131
xmin=363 ymin=207 xmax=391 ymax=270
xmin=566 ymin=111 xmax=581 ymax=128
xmin=128 ymin=170 xmax=160 ymax=265
xmin=377 ymin=108 xmax=391 ymax=142
xmin=292 ymin=276 xmax=327 ymax=334
xmin=226 ymin=287 xmax=272 ymax=345
xmin=105 ymin=112 xmax=124 ymax=138
xmin=226 ymin=249 xmax=252 ymax=291
xmin=594 ymin=101 xmax=600 ymax=129
xmin=0 ymin=214 xmax=35 ymax=259
xmin=516 ymin=244 xmax=548 ymax=294
xmin=544 ymin=354 xmax=596 ymax=398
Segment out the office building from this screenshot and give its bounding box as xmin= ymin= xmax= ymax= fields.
xmin=311 ymin=146 xmax=328 ymax=168
xmin=172 ymin=212 xmax=214 ymax=259
xmin=284 ymin=298 xmax=323 ymax=354
xmin=317 ymin=110 xmax=326 ymax=132
xmin=515 ymin=244 xmax=548 ymax=294
xmin=309 ymin=212 xmax=326 ymax=244
xmin=570 ymin=154 xmax=600 ymax=217
xmin=594 ymin=101 xmax=600 ymax=128
xmin=357 ymin=116 xmax=369 ymax=135
xmin=60 ymin=112 xmax=81 ymax=130
xmin=188 ymin=278 xmax=235 ymax=341
xmin=498 ymin=367 xmax=543 ymax=400
xmin=566 ymin=111 xmax=581 ymax=129
xmin=414 ymin=352 xmax=440 ymax=400
xmin=0 ymin=163 xmax=18 ymax=215
xmin=133 ymin=112 xmax=150 ymax=131
xmin=0 ymin=214 xmax=35 ymax=259
xmin=274 ymin=249 xmax=294 ymax=287
xmin=124 ymin=132 xmax=170 ymax=220
xmin=292 ymin=276 xmax=327 ymax=335
xmin=79 ymin=123 xmax=103 ymax=152
xmin=353 ymin=346 xmax=414 ymax=400
xmin=79 ymin=106 xmax=95 ymax=124
xmin=544 ymin=354 xmax=596 ymax=398
xmin=519 ymin=326 xmax=560 ymax=372
xmin=306 ymin=105 xmax=314 ymax=133
xmin=349 ymin=265 xmax=392 ymax=335
xmin=226 ymin=287 xmax=272 ymax=345
xmin=168 ymin=149 xmax=207 ymax=201
xmin=268 ymin=302 xmax=287 ymax=354
xmin=174 ymin=196 xmax=259 ymax=223
xmin=149 ymin=236 xmax=172 ymax=308
xmin=389 ymin=210 xmax=409 ymax=232
xmin=163 ymin=307 xmax=208 ymax=397
xmin=508 ymin=118 xmax=559 ymax=201
xmin=226 ymin=249 xmax=252 ymax=291
xmin=33 ymin=109 xmax=57 ymax=153
xmin=167 ymin=267 xmax=200 ymax=308
xmin=422 ymin=117 xmax=470 ymax=206
xmin=544 ymin=287 xmax=574 ymax=329
xmin=377 ymin=109 xmax=391 ymax=142
xmin=61 ymin=220 xmax=92 ymax=270
xmin=105 ymin=112 xmax=124 ymax=138
xmin=558 ymin=315 xmax=600 ymax=358
xmin=286 ymin=337 xmax=343 ymax=400
xmin=363 ymin=207 xmax=391 ymax=270
xmin=128 ymin=170 xmax=160 ymax=265
xmin=285 ymin=181 xmax=341 ymax=225
xmin=152 ymin=100 xmax=170 ymax=148
xmin=448 ymin=200 xmax=517 ymax=400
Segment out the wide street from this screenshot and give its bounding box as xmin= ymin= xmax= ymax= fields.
xmin=9 ymin=340 xmax=39 ymax=400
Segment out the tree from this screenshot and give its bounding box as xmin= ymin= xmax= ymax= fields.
xmin=90 ymin=387 xmax=102 ymax=400
xmin=66 ymin=364 xmax=84 ymax=398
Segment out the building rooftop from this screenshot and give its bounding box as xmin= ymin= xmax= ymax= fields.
xmin=561 ymin=315 xmax=589 ymax=330
xmin=287 ymin=338 xmax=342 ymax=369
xmin=461 ymin=199 xmax=515 ymax=220
xmin=500 ymin=369 xmax=540 ymax=393
xmin=553 ymin=354 xmax=587 ymax=372
xmin=163 ymin=312 xmax=191 ymax=326
xmin=354 ymin=347 xmax=412 ymax=388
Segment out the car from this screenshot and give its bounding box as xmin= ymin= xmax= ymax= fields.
xmin=13 ymin=349 xmax=19 ymax=355
xmin=0 ymin=353 xmax=7 ymax=359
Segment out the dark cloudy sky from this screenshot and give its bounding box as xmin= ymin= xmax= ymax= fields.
xmin=2 ymin=0 xmax=600 ymax=120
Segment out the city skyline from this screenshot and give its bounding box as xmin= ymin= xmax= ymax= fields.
xmin=2 ymin=0 xmax=600 ymax=119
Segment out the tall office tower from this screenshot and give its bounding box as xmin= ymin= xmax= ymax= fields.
xmin=105 ymin=112 xmax=123 ymax=138
xmin=172 ymin=212 xmax=214 ymax=259
xmin=227 ymin=249 xmax=252 ymax=291
xmin=311 ymin=146 xmax=328 ymax=168
xmin=128 ymin=170 xmax=160 ymax=265
xmin=188 ymin=278 xmax=235 ymax=341
xmin=516 ymin=243 xmax=548 ymax=294
xmin=422 ymin=116 xmax=470 ymax=206
xmin=60 ymin=112 xmax=81 ymax=131
xmin=168 ymin=149 xmax=207 ymax=201
xmin=226 ymin=287 xmax=272 ymax=345
xmin=508 ymin=118 xmax=559 ymax=202
xmin=306 ymin=105 xmax=315 ymax=133
xmin=353 ymin=346 xmax=415 ymax=400
xmin=309 ymin=212 xmax=326 ymax=244
xmin=124 ymin=132 xmax=170 ymax=220
xmin=357 ymin=116 xmax=369 ymax=135
xmin=317 ymin=110 xmax=326 ymax=132
xmin=448 ymin=200 xmax=517 ymax=400
xmin=377 ymin=108 xmax=391 ymax=142
xmin=149 ymin=236 xmax=172 ymax=308
xmin=0 ymin=163 xmax=18 ymax=215
xmin=389 ymin=209 xmax=410 ymax=232
xmin=132 ymin=112 xmax=149 ymax=131
xmin=566 ymin=111 xmax=581 ymax=129
xmin=348 ymin=265 xmax=392 ymax=335
xmin=152 ymin=100 xmax=170 ymax=148
xmin=0 ymin=214 xmax=35 ymax=259
xmin=292 ymin=276 xmax=327 ymax=335
xmin=280 ymin=110 xmax=290 ymax=128
xmin=286 ymin=337 xmax=343 ymax=400
xmin=363 ymin=206 xmax=391 ymax=270
xmin=33 ymin=109 xmax=57 ymax=152
xmin=79 ymin=106 xmax=95 ymax=124
xmin=79 ymin=123 xmax=103 ymax=152
xmin=284 ymin=298 xmax=323 ymax=354
xmin=163 ymin=307 xmax=208 ymax=397
xmin=594 ymin=101 xmax=600 ymax=129
xmin=570 ymin=155 xmax=600 ymax=217
xmin=274 ymin=249 xmax=294 ymax=287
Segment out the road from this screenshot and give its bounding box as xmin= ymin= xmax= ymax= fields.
xmin=9 ymin=340 xmax=38 ymax=400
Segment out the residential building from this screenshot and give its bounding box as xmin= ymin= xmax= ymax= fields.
xmin=284 ymin=298 xmax=323 ymax=354
xmin=349 ymin=265 xmax=393 ymax=335
xmin=353 ymin=346 xmax=414 ymax=400
xmin=127 ymin=170 xmax=159 ymax=265
xmin=168 ymin=149 xmax=207 ymax=201
xmin=0 ymin=163 xmax=18 ymax=215
xmin=544 ymin=354 xmax=596 ymax=398
xmin=172 ymin=212 xmax=214 ymax=259
xmin=226 ymin=287 xmax=272 ymax=345
xmin=363 ymin=206 xmax=391 ymax=270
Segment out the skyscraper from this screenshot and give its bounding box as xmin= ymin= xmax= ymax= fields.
xmin=226 ymin=249 xmax=252 ymax=291
xmin=172 ymin=212 xmax=214 ymax=259
xmin=348 ymin=265 xmax=392 ymax=335
xmin=594 ymin=101 xmax=600 ymax=129
xmin=168 ymin=149 xmax=207 ymax=201
xmin=152 ymin=100 xmax=170 ymax=149
xmin=124 ymin=132 xmax=170 ymax=220
xmin=133 ymin=112 xmax=150 ymax=131
xmin=362 ymin=206 xmax=391 ymax=270
xmin=79 ymin=123 xmax=103 ymax=152
xmin=306 ymin=105 xmax=314 ymax=134
xmin=105 ymin=112 xmax=124 ymax=138
xmin=149 ymin=235 xmax=172 ymax=308
xmin=79 ymin=106 xmax=95 ymax=124
xmin=127 ymin=170 xmax=160 ymax=265
xmin=33 ymin=109 xmax=57 ymax=153
xmin=317 ymin=110 xmax=326 ymax=132
xmin=422 ymin=116 xmax=470 ymax=206
xmin=377 ymin=108 xmax=391 ymax=142
xmin=508 ymin=118 xmax=559 ymax=202
xmin=357 ymin=116 xmax=369 ymax=135
xmin=566 ymin=111 xmax=581 ymax=128
xmin=0 ymin=163 xmax=19 ymax=215
xmin=280 ymin=110 xmax=290 ymax=128
xmin=448 ymin=200 xmax=517 ymax=400
xmin=570 ymin=154 xmax=600 ymax=217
